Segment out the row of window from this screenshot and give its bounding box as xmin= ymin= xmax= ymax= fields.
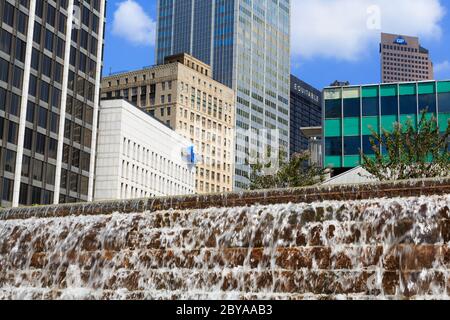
xmin=384 ymin=68 xmax=430 ymax=76
xmin=21 ymin=155 xmax=56 ymax=184
xmin=0 ymin=116 xmax=19 ymax=144
xmin=197 ymin=180 xmax=229 ymax=194
xmin=0 ymin=87 xmax=21 ymax=116
xmin=119 ymin=181 xmax=192 ymax=200
xmin=383 ymin=51 xmax=429 ymax=60
xmin=382 ymin=44 xmax=424 ymax=54
xmin=0 ymin=28 xmax=26 ymax=63
xmin=198 ymin=167 xmax=231 ymax=184
xmin=2 ymin=179 xmax=54 ymax=205
xmin=60 ymin=168 xmax=89 ymax=195
xmin=62 ymin=143 xmax=90 ymax=171
xmin=325 ymin=136 xmax=378 ymax=157
xmin=325 ymin=134 xmax=449 ymax=158
xmin=384 ymin=76 xmax=430 ymax=82
xmin=325 ymin=92 xmax=450 ymax=118
xmin=122 ymin=137 xmax=192 ymax=182
xmin=120 ymin=161 xmax=192 ymax=196
xmin=66 ymin=95 xmax=94 ymax=124
xmin=23 ymin=128 xmax=58 ymax=157
xmin=2 ymin=1 xmax=28 ymax=35
xmin=64 ymin=119 xmax=92 ymax=148
xmin=0 ymin=57 xmax=24 ymax=91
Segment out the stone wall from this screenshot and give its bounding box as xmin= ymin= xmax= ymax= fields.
xmin=0 ymin=178 xmax=449 ymax=300
xmin=1 ymin=177 xmax=450 ymax=220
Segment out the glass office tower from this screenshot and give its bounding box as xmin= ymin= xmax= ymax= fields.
xmin=0 ymin=0 xmax=106 ymax=207
xmin=156 ymin=0 xmax=291 ymax=189
xmin=290 ymin=75 xmax=321 ymax=156
xmin=323 ymin=80 xmax=450 ymax=171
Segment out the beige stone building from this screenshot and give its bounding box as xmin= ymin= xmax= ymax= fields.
xmin=381 ymin=33 xmax=434 ymax=83
xmin=101 ymin=54 xmax=235 ymax=194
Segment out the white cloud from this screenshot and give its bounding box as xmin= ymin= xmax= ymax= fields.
xmin=435 ymin=61 xmax=450 ymax=76
xmin=112 ymin=0 xmax=156 ymax=46
xmin=292 ymin=0 xmax=446 ymax=61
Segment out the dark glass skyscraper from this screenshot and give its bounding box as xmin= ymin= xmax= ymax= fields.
xmin=290 ymin=75 xmax=321 ymax=156
xmin=0 ymin=0 xmax=106 ymax=208
xmin=156 ymin=0 xmax=291 ymax=190
xmin=157 ymin=0 xmax=235 ymax=87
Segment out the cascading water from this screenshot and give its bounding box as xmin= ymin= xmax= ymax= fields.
xmin=0 ymin=193 xmax=449 ymax=300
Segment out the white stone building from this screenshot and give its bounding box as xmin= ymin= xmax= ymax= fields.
xmin=94 ymin=99 xmax=196 ymax=201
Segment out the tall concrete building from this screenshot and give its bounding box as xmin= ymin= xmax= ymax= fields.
xmin=290 ymin=75 xmax=321 ymax=156
xmin=95 ymin=99 xmax=196 ymax=201
xmin=381 ymin=33 xmax=434 ymax=83
xmin=0 ymin=0 xmax=106 ymax=207
xmin=101 ymin=54 xmax=235 ymax=194
xmin=155 ymin=0 xmax=291 ymax=190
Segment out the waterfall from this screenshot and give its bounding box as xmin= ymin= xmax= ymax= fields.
xmin=0 ymin=192 xmax=449 ymax=300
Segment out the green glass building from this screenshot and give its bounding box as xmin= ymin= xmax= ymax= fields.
xmin=323 ymin=80 xmax=450 ymax=170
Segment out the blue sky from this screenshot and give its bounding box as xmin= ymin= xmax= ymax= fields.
xmin=104 ymin=0 xmax=450 ymax=90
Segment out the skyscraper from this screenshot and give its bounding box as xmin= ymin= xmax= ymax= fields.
xmin=290 ymin=75 xmax=321 ymax=156
xmin=156 ymin=0 xmax=291 ymax=190
xmin=381 ymin=33 xmax=434 ymax=83
xmin=0 ymin=0 xmax=106 ymax=208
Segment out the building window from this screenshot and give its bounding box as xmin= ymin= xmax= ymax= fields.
xmin=343 ymin=98 xmax=360 ymax=118
xmin=325 ymin=137 xmax=342 ymax=156
xmin=438 ymin=92 xmax=450 ymax=113
xmin=32 ymin=159 xmax=43 ymax=181
xmin=399 ymin=95 xmax=417 ymax=115
xmin=418 ymin=94 xmax=436 ymax=113
xmin=325 ymin=99 xmax=341 ymax=118
xmin=381 ymin=95 xmax=398 ymax=116
xmin=344 ymin=136 xmax=361 ymax=155
xmin=2 ymin=178 xmax=13 ymax=202
xmin=38 ymin=106 xmax=48 ymax=129
xmin=4 ymin=149 xmax=16 ymax=173
xmin=362 ymin=97 xmax=379 ymax=117
xmin=7 ymin=122 xmax=18 ymax=144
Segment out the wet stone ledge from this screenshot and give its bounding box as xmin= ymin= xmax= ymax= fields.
xmin=0 ymin=190 xmax=449 ymax=299
xmin=1 ymin=177 xmax=450 ymax=220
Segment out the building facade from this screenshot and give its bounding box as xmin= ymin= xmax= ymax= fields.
xmin=101 ymin=54 xmax=235 ymax=194
xmin=95 ymin=99 xmax=196 ymax=201
xmin=290 ymin=75 xmax=321 ymax=156
xmin=156 ymin=0 xmax=291 ymax=190
xmin=323 ymin=80 xmax=450 ymax=171
xmin=0 ymin=0 xmax=106 ymax=208
xmin=381 ymin=33 xmax=434 ymax=83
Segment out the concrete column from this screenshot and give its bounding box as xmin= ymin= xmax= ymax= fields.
xmin=87 ymin=0 xmax=107 ymax=202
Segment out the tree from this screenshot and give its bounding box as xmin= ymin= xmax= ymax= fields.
xmin=249 ymin=152 xmax=327 ymax=190
xmin=361 ymin=110 xmax=450 ymax=181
